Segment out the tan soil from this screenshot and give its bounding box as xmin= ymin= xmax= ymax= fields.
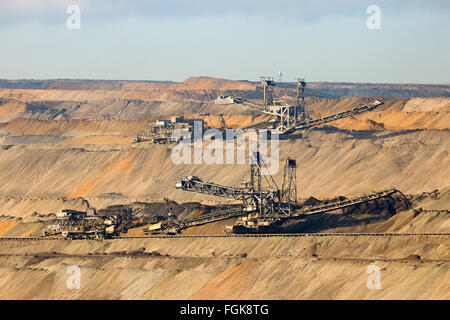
xmin=0 ymin=78 xmax=448 ymax=300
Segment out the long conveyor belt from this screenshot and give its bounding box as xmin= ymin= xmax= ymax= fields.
xmin=174 ymin=188 xmax=401 ymax=228
xmin=0 ymin=233 xmax=448 ymax=241
xmin=290 ymin=188 xmax=398 ymax=218
xmin=287 ymin=100 xmax=384 ymax=133
xmin=234 ymin=98 xmax=384 ymax=134
xmin=178 ymin=207 xmax=245 ymax=229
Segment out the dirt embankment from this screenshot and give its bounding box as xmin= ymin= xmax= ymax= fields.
xmin=0 ymin=77 xmax=256 ymax=110
xmin=0 ymin=114 xmax=269 ymax=139
xmin=0 ymin=128 xmax=447 ymax=218
xmin=0 ymin=78 xmax=448 ymax=300
xmin=305 ymin=82 xmax=450 ymax=98
xmin=0 ymin=193 xmax=447 ymax=301
xmin=0 ymin=77 xmax=256 ymax=92
xmin=306 ymin=96 xmax=450 ymax=131
xmin=0 ymin=85 xmax=448 ymax=130
xmin=0 ymin=234 xmax=448 ymax=299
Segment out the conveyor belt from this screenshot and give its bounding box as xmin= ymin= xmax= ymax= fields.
xmin=288 ymin=100 xmax=384 ymax=133
xmin=292 ymin=188 xmax=397 ymax=217
xmin=179 ymin=207 xmax=245 ymax=229
xmin=0 ymin=233 xmax=448 ymax=241
xmin=232 ymin=98 xmax=384 ymax=134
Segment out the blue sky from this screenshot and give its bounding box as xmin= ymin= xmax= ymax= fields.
xmin=0 ymin=0 xmax=449 ymax=83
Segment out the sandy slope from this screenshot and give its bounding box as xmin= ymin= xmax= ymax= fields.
xmin=0 ymin=234 xmax=448 ymax=299
xmin=0 ymin=129 xmax=447 ymax=218
xmin=0 ymin=94 xmax=448 ymax=131
xmin=0 ymin=115 xmax=270 ymax=138
xmin=0 ymin=79 xmax=448 ymax=300
xmin=1 ymin=207 xmax=445 ymax=301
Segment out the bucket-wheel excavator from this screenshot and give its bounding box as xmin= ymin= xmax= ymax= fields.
xmin=174 ymin=153 xmax=405 ymax=234
xmin=215 ymin=77 xmax=384 ymax=135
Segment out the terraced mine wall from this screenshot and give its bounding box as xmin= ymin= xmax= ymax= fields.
xmin=0 ymin=233 xmax=448 ymax=299
xmin=0 ymin=128 xmax=447 ymax=218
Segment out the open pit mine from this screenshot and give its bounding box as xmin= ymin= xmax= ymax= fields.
xmin=0 ymin=77 xmax=448 ymax=299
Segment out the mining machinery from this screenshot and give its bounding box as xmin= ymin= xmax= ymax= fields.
xmin=175 ymin=153 xmax=299 ymax=229
xmin=215 ymin=77 xmax=384 ymax=135
xmin=42 ymin=208 xmax=132 ymax=239
xmin=135 ymin=153 xmax=299 ymax=235
xmin=175 ymin=153 xmax=408 ymax=234
xmin=135 ymin=116 xmax=204 ymax=144
xmin=207 ymin=113 xmax=228 ymax=134
xmin=144 ymin=199 xmax=180 ymax=235
xmin=219 ymin=114 xmax=227 ymax=131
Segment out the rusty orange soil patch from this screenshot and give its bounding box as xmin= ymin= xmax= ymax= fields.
xmin=64 ymin=149 xmax=136 ymax=198
xmin=0 ymin=220 xmax=19 ymax=236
